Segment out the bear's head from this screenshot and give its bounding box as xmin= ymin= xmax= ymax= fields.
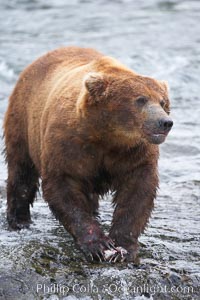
xmin=77 ymin=58 xmax=173 ymax=147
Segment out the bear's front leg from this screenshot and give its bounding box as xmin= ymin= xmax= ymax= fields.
xmin=42 ymin=175 xmax=115 ymax=262
xmin=109 ymin=163 xmax=158 ymax=264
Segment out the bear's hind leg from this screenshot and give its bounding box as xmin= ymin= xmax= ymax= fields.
xmin=6 ymin=155 xmax=39 ymax=230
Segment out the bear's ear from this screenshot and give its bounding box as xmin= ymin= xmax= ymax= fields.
xmin=84 ymin=72 xmax=108 ymax=101
xmin=160 ymin=80 xmax=169 ymax=93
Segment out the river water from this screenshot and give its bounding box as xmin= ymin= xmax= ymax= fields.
xmin=0 ymin=0 xmax=200 ymax=299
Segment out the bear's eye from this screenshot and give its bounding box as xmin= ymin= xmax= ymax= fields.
xmin=136 ymin=96 xmax=148 ymax=106
xmin=160 ymin=100 xmax=165 ymax=108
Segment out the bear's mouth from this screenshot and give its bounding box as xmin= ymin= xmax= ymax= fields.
xmin=144 ymin=131 xmax=168 ymax=145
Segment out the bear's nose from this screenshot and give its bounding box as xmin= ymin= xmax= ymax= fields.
xmin=158 ymin=118 xmax=173 ymax=132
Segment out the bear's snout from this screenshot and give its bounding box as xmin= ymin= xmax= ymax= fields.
xmin=143 ymin=104 xmax=173 ymax=144
xmin=157 ymin=118 xmax=173 ymax=133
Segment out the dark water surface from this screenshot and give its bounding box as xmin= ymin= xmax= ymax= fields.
xmin=0 ymin=0 xmax=200 ymax=299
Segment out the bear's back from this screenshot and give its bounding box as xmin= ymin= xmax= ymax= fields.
xmin=5 ymin=47 xmax=103 ymax=171
xmin=32 ymin=47 xmax=103 ymax=79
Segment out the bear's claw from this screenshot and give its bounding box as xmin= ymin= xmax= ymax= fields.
xmin=84 ymin=245 xmax=128 ymax=263
xmin=104 ymin=246 xmax=128 ymax=263
xmin=78 ymin=234 xmax=117 ymax=263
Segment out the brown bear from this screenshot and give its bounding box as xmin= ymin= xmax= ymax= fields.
xmin=3 ymin=46 xmax=173 ymax=263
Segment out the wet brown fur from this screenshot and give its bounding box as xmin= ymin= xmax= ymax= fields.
xmin=3 ymin=46 xmax=171 ymax=262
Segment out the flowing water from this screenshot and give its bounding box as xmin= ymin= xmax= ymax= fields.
xmin=0 ymin=0 xmax=200 ymax=299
